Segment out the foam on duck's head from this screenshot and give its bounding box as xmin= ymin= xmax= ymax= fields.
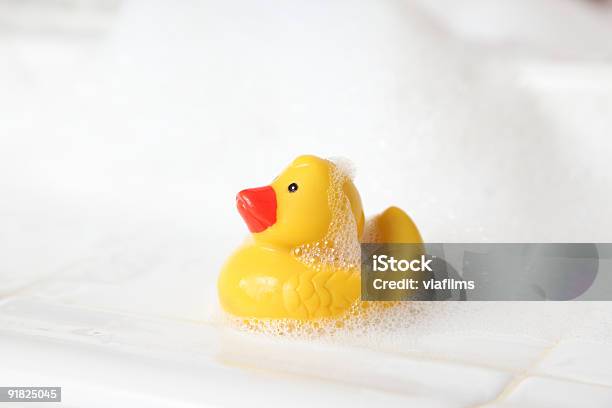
xmin=236 ymin=155 xmax=364 ymax=268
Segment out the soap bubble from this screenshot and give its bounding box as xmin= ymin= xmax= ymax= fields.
xmin=291 ymin=157 xmax=361 ymax=271
xmin=223 ymin=301 xmax=433 ymax=342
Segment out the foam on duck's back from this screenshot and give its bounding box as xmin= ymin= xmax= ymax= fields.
xmin=290 ymin=157 xmax=361 ymax=271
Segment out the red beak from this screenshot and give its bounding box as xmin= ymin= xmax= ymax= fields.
xmin=236 ymin=186 xmax=277 ymax=233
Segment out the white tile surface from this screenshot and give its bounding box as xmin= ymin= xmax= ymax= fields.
xmin=497 ymin=376 xmax=612 ymax=408
xmin=0 ymin=298 xmax=511 ymax=407
xmin=222 ymin=335 xmax=512 ymax=406
xmin=399 ymin=333 xmax=550 ymax=372
xmin=534 ymin=340 xmax=612 ymax=387
xmin=1 ymin=331 xmax=446 ymax=408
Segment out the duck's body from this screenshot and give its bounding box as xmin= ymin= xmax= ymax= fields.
xmin=219 ymin=242 xmax=360 ymax=319
xmin=218 ymin=155 xmax=422 ymax=320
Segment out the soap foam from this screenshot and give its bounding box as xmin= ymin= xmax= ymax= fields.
xmin=362 ymin=217 xmax=381 ymax=243
xmin=224 ymin=301 xmax=430 ymax=341
xmin=291 ymin=157 xmax=361 ymax=271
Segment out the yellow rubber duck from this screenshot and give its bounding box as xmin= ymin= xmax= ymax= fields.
xmin=218 ymin=155 xmax=422 ymax=320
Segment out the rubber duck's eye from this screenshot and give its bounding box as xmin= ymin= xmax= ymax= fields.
xmin=288 ymin=183 xmax=298 ymax=193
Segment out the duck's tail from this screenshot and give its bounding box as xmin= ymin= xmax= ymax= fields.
xmin=363 ymin=206 xmax=422 ymax=244
xmin=361 ymin=207 xmax=426 ymax=302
